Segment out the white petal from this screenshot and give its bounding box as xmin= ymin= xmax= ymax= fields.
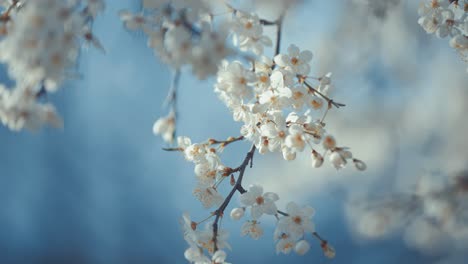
xmin=287 ymin=44 xmax=300 ymax=56
xmin=299 ymin=50 xmax=313 ymax=62
xmin=251 ymin=205 xmax=263 ymax=219
xmin=264 ymin=192 xmax=279 ymax=202
xmin=249 ymin=184 xmax=264 ymax=196
xmin=240 ymin=192 xmax=256 ymax=206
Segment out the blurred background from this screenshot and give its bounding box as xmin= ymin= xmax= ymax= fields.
xmin=1 ymin=0 xmax=468 ymax=263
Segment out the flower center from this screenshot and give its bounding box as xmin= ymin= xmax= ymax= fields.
xmin=256 ymin=196 xmax=264 ymax=205
xmin=260 ymin=75 xmax=269 ymax=83
xmin=311 ymin=99 xmax=323 ymax=109
xmin=291 ymin=57 xmax=299 ymax=65
xmin=245 ymin=22 xmax=253 ymax=29
xmin=293 ymin=91 xmax=304 ymax=100
xmin=293 ymin=216 xmax=302 ymax=224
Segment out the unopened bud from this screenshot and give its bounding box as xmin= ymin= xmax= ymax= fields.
xmin=230 ymin=207 xmax=245 ymax=220
xmin=230 ymin=175 xmax=235 ymax=186
xmin=321 ymin=242 xmax=336 ymax=259
xmin=294 ymin=240 xmax=310 ymax=255
xmin=353 ymin=159 xmax=367 ymax=171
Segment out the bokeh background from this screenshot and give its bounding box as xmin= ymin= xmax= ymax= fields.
xmin=1 ymin=0 xmax=468 ymax=263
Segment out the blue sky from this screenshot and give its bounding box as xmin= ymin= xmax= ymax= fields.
xmin=1 ymin=1 xmax=468 ymax=263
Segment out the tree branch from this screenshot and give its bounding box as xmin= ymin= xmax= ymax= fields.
xmin=212 ymin=144 xmax=256 ymax=252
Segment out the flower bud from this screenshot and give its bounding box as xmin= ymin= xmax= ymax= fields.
xmin=323 ymin=135 xmax=336 ymax=150
xmin=329 ymin=151 xmax=346 ymax=170
xmin=311 ymin=150 xmax=323 ymax=168
xmin=294 ymin=240 xmax=310 ymax=255
xmin=321 ymin=242 xmax=336 ymax=258
xmin=353 ymin=159 xmax=367 ymax=171
xmin=230 ymin=207 xmax=245 ymax=220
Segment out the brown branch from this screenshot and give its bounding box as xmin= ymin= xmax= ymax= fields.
xmin=0 ymin=0 xmax=19 ymax=22
xmin=212 ymin=144 xmax=256 ymax=252
xmin=208 ymin=135 xmax=244 ymax=148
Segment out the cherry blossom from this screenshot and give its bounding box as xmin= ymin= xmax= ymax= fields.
xmin=240 ymin=184 xmax=279 ymax=219
xmin=241 ymin=220 xmax=264 ymax=240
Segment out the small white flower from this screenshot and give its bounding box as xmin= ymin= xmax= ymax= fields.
xmin=193 ymin=182 xmax=224 ymax=209
xmin=184 ymin=246 xmax=211 ymax=264
xmin=329 ymin=151 xmax=347 ymax=170
xmin=311 ymin=150 xmax=324 ymax=168
xmin=241 ymin=220 xmax=264 ymax=240
xmin=282 ymin=146 xmax=297 ymax=161
xmin=275 ymin=234 xmax=296 ymax=254
xmin=197 ymin=223 xmax=231 ymax=254
xmin=285 ymin=124 xmax=306 ymax=152
xmin=152 ymin=112 xmax=175 ymax=143
xmin=240 ymin=184 xmax=279 ymax=219
xmin=212 ymin=250 xmax=230 ymax=264
xmin=274 ymin=44 xmax=313 ymax=75
xmin=277 ymin=202 xmax=315 ymax=238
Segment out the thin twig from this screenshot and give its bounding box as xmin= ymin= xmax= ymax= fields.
xmin=302 ymin=80 xmax=345 ymax=109
xmin=274 ymin=14 xmax=284 ymax=56
xmin=163 ymin=69 xmax=181 ymax=141
xmin=208 ymin=136 xmax=245 ymax=148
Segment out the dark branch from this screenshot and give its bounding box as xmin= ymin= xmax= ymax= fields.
xmin=212 ymin=144 xmax=256 ymax=252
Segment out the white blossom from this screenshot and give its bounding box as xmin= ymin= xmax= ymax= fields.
xmin=152 ymin=112 xmax=176 ymax=143
xmin=241 ymin=220 xmax=264 ymax=240
xmin=240 ymin=184 xmax=279 ymax=219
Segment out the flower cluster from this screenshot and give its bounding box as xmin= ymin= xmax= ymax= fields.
xmin=418 ymin=0 xmax=468 ymax=72
xmin=229 ymin=9 xmax=272 ymax=55
xmin=215 ymin=44 xmax=365 ymax=170
xmin=139 ymin=2 xmax=368 ymax=263
xmin=182 ymin=213 xmax=231 ymax=264
xmin=0 ymin=0 xmax=105 ymax=130
xmin=119 ymin=1 xmax=231 ymax=80
xmin=230 ymin=185 xmax=335 ymax=257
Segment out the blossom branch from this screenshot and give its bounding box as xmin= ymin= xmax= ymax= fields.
xmin=212 ymin=144 xmax=256 ymax=252
xmin=301 ymin=79 xmax=345 ymax=108
xmin=208 ymin=135 xmax=245 ymax=148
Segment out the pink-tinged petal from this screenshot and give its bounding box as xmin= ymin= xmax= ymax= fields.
xmin=249 ymin=184 xmax=264 ymax=196
xmin=240 ymin=192 xmax=256 ymax=206
xmin=287 ymin=44 xmax=300 ymax=57
xmin=264 ymin=192 xmax=279 ymax=202
xmin=251 ymin=205 xmax=263 ymax=219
